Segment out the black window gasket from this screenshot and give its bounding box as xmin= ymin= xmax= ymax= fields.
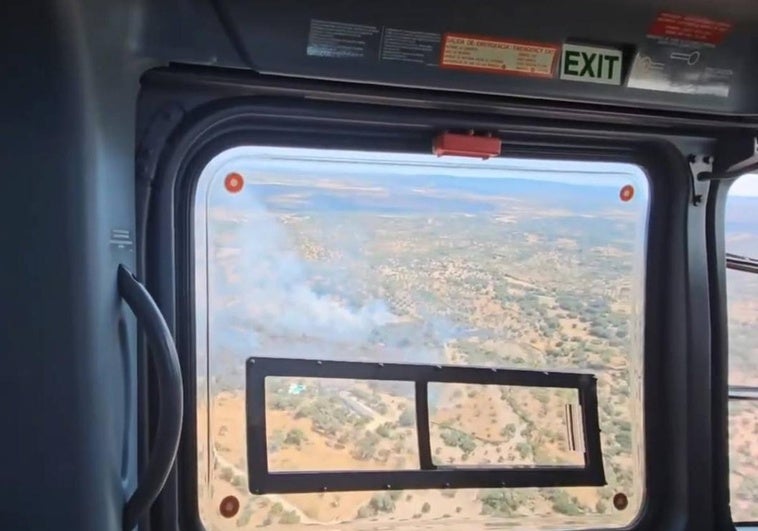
xmin=246 ymin=358 xmax=604 ymax=494
xmin=137 ymin=66 xmax=715 ymax=531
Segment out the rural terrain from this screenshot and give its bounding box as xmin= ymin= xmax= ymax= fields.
xmin=196 ymin=162 xmax=758 ymax=529
xmin=725 ymin=194 xmax=758 ymax=523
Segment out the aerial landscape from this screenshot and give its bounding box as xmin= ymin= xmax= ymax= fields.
xmin=195 ymin=151 xmax=757 ymax=529
xmin=725 ymin=192 xmax=758 ymax=524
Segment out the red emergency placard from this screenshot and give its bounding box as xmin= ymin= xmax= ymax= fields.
xmin=648 ymin=12 xmax=732 ymax=45
xmin=440 ymin=33 xmax=559 ymax=78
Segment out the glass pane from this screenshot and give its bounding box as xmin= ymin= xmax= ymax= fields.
xmin=264 ymin=377 xmax=418 ymax=472
xmin=428 ymin=383 xmax=583 ymax=466
xmin=196 ymin=147 xmax=649 ymax=529
xmin=726 ymin=173 xmax=758 ymax=523
xmin=726 ymin=174 xmax=758 ymax=387
xmin=729 ymin=400 xmax=758 ymax=522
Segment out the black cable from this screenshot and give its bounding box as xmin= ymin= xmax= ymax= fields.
xmin=119 ymin=265 xmax=183 ymax=531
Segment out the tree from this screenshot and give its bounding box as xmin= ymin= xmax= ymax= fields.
xmin=237 ymin=505 xmax=253 ymax=527
xmin=459 ymin=436 xmax=476 ymax=455
xmin=615 ymin=431 xmax=631 ymax=449
xmin=548 ymin=489 xmax=582 ymax=516
xmin=478 ymin=489 xmax=524 ymax=516
xmin=398 ymin=408 xmax=415 ymax=427
xmin=516 ymin=442 xmax=532 ymax=459
xmin=440 ymin=428 xmax=476 ymax=455
xmin=372 ymin=493 xmax=396 ymax=513
xmin=279 ymin=510 xmax=301 ymax=524
xmin=358 ymin=493 xmax=396 ymax=517
xmin=231 ymin=474 xmax=246 ymax=489
xmin=219 ymin=466 xmax=234 ymax=482
xmin=353 ymin=431 xmax=381 ymax=460
xmin=284 ymin=428 xmax=306 ymax=446
xmin=441 ymin=429 xmax=459 ymax=448
xmin=590 ymin=325 xmax=610 ymax=339
xmin=552 ymin=498 xmax=581 ymax=516
xmin=375 ymin=422 xmax=393 ymax=438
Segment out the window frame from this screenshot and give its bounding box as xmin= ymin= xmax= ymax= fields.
xmin=137 ymin=66 xmax=722 ymax=531
xmin=726 ymin=250 xmax=758 ymax=405
xmin=246 ymin=358 xmax=606 ymax=493
xmin=707 ymin=177 xmax=758 ymax=528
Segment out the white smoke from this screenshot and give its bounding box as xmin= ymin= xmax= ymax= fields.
xmin=211 ymin=185 xmax=399 ymax=346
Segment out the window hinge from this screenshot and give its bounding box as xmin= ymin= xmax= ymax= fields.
xmin=688 ymin=154 xmax=712 ymax=206
xmin=698 ymin=133 xmax=758 ymax=183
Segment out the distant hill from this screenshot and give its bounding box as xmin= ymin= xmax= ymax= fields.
xmin=248 ymin=175 xmax=637 ymax=214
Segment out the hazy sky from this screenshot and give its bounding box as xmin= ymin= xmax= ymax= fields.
xmin=210 ymin=146 xmax=647 ymax=190
xmin=207 ymin=146 xmax=758 ymax=197
xmin=731 ymin=174 xmax=758 ymax=197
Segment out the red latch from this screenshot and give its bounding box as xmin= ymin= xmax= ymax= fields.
xmin=433 ymin=132 xmax=502 ymax=159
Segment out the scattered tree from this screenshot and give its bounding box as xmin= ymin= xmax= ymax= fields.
xmin=284 ymin=428 xmax=306 ymax=446
xmin=500 ymin=424 xmax=517 ymax=440
xmin=270 ymin=502 xmax=283 ymax=516
xmin=398 ymin=409 xmax=415 ymax=427
xmin=279 ymin=510 xmax=301 ymax=524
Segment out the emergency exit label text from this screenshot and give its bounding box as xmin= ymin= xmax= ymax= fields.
xmin=560 ymin=44 xmax=623 ymax=85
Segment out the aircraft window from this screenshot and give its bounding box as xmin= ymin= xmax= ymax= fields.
xmin=725 ymin=173 xmax=758 ymax=524
xmin=194 ymin=147 xmax=648 ymax=529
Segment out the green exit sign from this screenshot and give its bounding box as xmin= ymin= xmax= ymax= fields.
xmin=560 ymin=44 xmax=623 ymax=85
